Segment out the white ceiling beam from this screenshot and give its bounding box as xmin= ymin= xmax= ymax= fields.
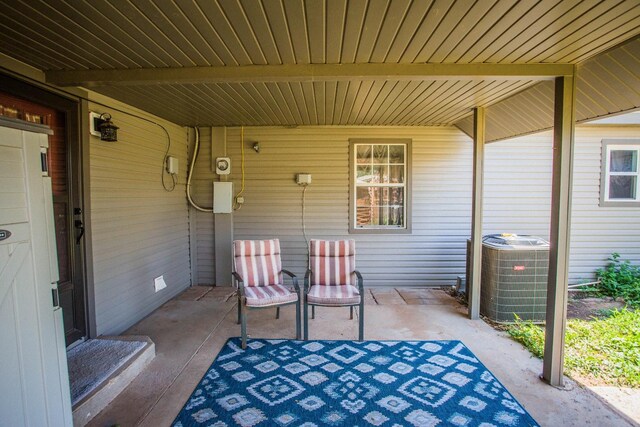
xmin=46 ymin=63 xmax=575 ymax=87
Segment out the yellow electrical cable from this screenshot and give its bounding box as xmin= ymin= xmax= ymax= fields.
xmin=240 ymin=126 xmax=245 ymax=195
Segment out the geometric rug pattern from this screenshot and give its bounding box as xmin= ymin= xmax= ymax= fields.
xmin=173 ymin=338 xmax=539 ymax=427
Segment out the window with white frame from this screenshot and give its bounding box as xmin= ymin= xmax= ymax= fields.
xmin=350 ymin=140 xmax=410 ymax=232
xmin=602 ymin=141 xmax=640 ymax=205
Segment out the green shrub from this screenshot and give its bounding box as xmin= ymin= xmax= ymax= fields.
xmin=596 ymin=253 xmax=640 ymax=308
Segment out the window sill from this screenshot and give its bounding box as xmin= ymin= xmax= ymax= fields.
xmin=599 ymin=200 xmax=640 ymax=207
xmin=349 ymin=227 xmax=412 ymax=235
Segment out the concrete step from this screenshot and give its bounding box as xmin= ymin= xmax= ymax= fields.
xmin=71 ymin=336 xmax=155 ymax=426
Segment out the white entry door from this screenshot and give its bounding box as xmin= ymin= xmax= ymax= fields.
xmin=0 ymin=126 xmax=72 ymax=426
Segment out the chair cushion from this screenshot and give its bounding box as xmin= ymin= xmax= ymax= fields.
xmin=309 ymin=239 xmax=356 ymax=286
xmin=307 ymin=284 xmax=361 ymax=306
xmin=234 ymin=239 xmax=283 ymax=286
xmin=244 ymin=284 xmax=298 ymax=307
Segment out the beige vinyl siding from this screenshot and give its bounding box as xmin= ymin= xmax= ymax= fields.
xmin=218 ymin=126 xmax=473 ymax=287
xmin=88 ymin=93 xmax=190 ymax=335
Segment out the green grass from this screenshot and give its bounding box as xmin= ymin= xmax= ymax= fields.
xmin=507 ymin=309 xmax=640 ymax=387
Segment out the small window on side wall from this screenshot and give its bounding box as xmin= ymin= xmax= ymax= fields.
xmin=601 ymin=140 xmax=640 ymax=207
xmin=349 ymin=139 xmax=411 ymax=233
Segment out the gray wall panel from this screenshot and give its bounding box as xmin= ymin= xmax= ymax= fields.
xmin=193 ymin=126 xmax=473 ymax=287
xmin=88 ymin=94 xmax=190 ymax=335
xmin=189 ymin=127 xmax=216 ymax=285
xmin=191 ymin=124 xmax=640 ymax=288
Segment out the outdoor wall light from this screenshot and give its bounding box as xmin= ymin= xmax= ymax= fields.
xmin=252 ymin=142 xmax=260 ymax=153
xmin=98 ymin=113 xmax=119 ymax=142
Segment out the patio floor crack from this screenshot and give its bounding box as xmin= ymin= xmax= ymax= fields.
xmin=138 ymin=301 xmax=237 ymax=426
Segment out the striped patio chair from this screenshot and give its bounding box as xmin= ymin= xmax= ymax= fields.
xmin=232 ymin=239 xmax=300 ymax=349
xmin=304 ymin=239 xmax=364 ymax=341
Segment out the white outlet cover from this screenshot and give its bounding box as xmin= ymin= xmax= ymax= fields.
xmin=154 ymin=276 xmax=167 ymax=292
xmin=89 ymin=112 xmax=102 ymax=137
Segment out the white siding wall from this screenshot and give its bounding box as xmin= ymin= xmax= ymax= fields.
xmin=193 ymin=126 xmax=473 ymax=287
xmin=89 ymin=93 xmax=190 ymax=335
xmin=569 ymin=126 xmax=640 ymax=282
xmin=484 ymin=126 xmax=640 ymax=283
xmin=483 ymin=137 xmax=553 ymax=238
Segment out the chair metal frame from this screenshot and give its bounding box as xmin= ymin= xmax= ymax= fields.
xmin=303 ymin=267 xmax=364 ymax=341
xmin=232 ymin=249 xmax=301 ymax=350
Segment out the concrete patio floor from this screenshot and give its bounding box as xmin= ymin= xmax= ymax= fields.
xmin=87 ymin=286 xmax=635 ymax=427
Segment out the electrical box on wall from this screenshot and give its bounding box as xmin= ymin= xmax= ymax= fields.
xmin=215 ymin=157 xmax=231 ymax=175
xmin=166 ymin=156 xmax=179 ymax=175
xmin=296 ymin=174 xmax=312 ymax=185
xmin=213 ymin=181 xmax=233 ymax=213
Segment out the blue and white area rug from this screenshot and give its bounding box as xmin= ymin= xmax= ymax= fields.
xmin=174 ymin=338 xmax=539 ymax=427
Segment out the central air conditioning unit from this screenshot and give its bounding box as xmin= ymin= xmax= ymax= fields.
xmin=472 ymin=234 xmax=550 ymax=323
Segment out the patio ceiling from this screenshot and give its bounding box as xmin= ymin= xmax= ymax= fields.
xmin=456 ymin=36 xmax=640 ymax=142
xmin=1 ymin=0 xmax=640 ymax=130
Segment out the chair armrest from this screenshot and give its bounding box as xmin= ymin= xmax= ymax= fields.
xmin=281 ymin=269 xmax=299 ymax=291
xmin=304 ymin=269 xmax=312 ymax=293
xmin=232 ymin=272 xmax=245 ymax=296
xmin=354 ymin=270 xmax=364 ymax=292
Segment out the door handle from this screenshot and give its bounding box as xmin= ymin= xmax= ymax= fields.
xmin=52 ymin=288 xmax=60 ymax=308
xmin=74 ymin=219 xmax=85 ymax=244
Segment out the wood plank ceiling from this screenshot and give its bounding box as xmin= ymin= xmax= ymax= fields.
xmin=0 ymin=0 xmax=639 ymax=129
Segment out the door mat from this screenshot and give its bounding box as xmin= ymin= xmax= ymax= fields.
xmin=173 ymin=338 xmax=538 ymax=426
xmin=67 ymin=338 xmax=146 ymax=406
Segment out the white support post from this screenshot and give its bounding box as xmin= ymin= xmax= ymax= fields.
xmin=468 ymin=107 xmax=485 ymax=320
xmin=542 ymin=73 xmax=576 ymax=386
